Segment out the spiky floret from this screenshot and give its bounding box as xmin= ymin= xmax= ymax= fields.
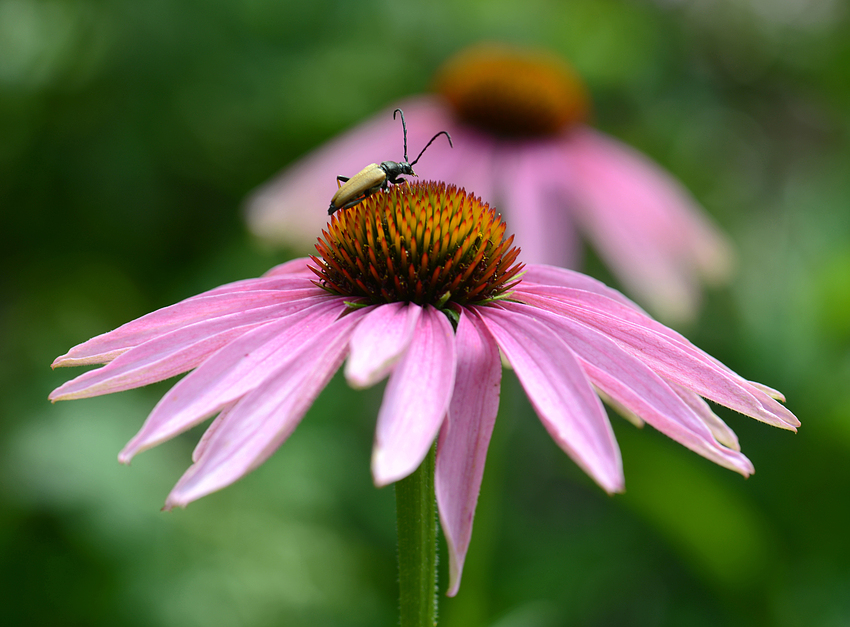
xmin=434 ymin=43 xmax=590 ymax=137
xmin=311 ymin=182 xmax=523 ymax=307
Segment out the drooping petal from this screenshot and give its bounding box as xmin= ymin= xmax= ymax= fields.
xmin=191 ymin=401 xmax=235 ymax=463
xmin=435 ymin=308 xmax=501 ymax=597
xmin=197 ymin=276 xmax=318 ymax=299
xmin=500 ymin=302 xmax=753 ymax=475
xmin=119 ymin=297 xmax=351 ymax=462
xmin=52 ymin=283 xmax=324 ymax=367
xmin=672 ymin=386 xmax=741 ymax=452
xmin=164 ymin=307 xmax=368 ymax=509
xmin=476 ymin=306 xmax=624 ymax=494
xmin=50 ymin=296 xmax=333 ymax=401
xmin=344 ymin=302 xmax=421 ymax=388
xmin=561 ymin=128 xmax=734 ymax=322
xmin=520 ymin=263 xmax=644 ymax=311
xmin=747 ymin=381 xmax=786 ymax=402
xmin=518 ymin=283 xmax=678 ymax=344
xmin=372 ymin=305 xmax=456 ymax=487
xmin=260 ymin=258 xmax=317 ymax=278
xmin=516 ymin=287 xmax=799 ymax=430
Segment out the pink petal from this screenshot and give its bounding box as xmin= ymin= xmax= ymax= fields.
xmin=516 ymin=287 xmax=799 ymax=430
xmin=435 ymin=308 xmax=501 ymax=597
xmin=748 ymin=381 xmax=786 ymax=402
xmin=191 ymin=402 xmax=235 ymax=463
xmin=260 ymin=258 xmax=316 ymax=277
xmin=520 ymin=264 xmax=644 ymax=311
xmin=164 ymin=307 xmax=368 ymax=509
xmin=496 ymin=140 xmax=581 ymax=268
xmin=476 ymin=306 xmax=624 ymax=494
xmin=198 ymin=276 xmax=317 ymax=298
xmin=500 ymin=302 xmax=753 ymax=475
xmin=119 ymin=297 xmax=351 ymax=462
xmin=52 ymin=283 xmax=323 ymax=367
xmin=49 ymin=295 xmax=332 ymax=401
xmin=344 ymin=302 xmax=422 ymax=388
xmin=371 ymin=305 xmax=456 ymax=487
xmin=562 ymin=128 xmax=734 ymax=322
xmin=672 ymin=386 xmax=741 ymax=452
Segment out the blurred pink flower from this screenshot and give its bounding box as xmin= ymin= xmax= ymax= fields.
xmin=51 ymin=183 xmax=795 ymax=597
xmin=246 ymin=44 xmax=733 ymax=322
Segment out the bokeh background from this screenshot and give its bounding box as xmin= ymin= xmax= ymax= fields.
xmin=2 ymin=0 xmax=849 ymax=625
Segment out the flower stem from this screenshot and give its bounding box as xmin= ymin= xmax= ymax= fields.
xmin=395 ymin=443 xmax=438 ymax=627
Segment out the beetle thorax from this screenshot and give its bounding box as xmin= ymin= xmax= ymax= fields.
xmin=380 ymin=161 xmax=415 ymax=180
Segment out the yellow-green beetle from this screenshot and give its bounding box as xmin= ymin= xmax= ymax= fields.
xmin=328 ymin=108 xmax=453 ymax=215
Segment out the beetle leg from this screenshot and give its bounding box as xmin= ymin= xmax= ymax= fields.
xmin=338 ymin=196 xmax=368 ymax=212
xmin=336 ymin=175 xmax=350 ymax=189
xmin=329 ymin=196 xmax=364 ymax=215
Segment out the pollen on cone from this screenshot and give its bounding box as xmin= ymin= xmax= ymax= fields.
xmin=311 ymin=182 xmax=524 ymax=307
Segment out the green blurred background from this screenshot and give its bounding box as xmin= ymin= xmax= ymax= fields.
xmin=2 ymin=0 xmax=849 ymax=625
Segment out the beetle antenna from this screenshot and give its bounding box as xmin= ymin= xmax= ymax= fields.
xmin=410 ymin=131 xmax=453 ymax=167
xmin=393 ymin=109 xmax=408 ymax=163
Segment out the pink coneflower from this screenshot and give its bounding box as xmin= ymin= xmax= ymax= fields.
xmin=51 ymin=182 xmax=796 ymax=597
xmin=246 ymin=44 xmax=733 ymax=322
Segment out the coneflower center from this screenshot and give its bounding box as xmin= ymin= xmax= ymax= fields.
xmin=434 ymin=44 xmax=590 ymax=137
xmin=311 ymin=182 xmax=523 ymax=307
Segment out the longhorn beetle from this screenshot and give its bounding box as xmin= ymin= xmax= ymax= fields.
xmin=328 ymin=108 xmax=453 ymax=215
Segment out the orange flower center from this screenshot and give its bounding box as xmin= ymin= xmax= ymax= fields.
xmin=434 ymin=44 xmax=590 ymax=137
xmin=311 ymin=182 xmax=523 ymax=307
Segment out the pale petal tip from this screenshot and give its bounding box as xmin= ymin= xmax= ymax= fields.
xmin=50 ymin=352 xmax=119 ymax=369
xmin=750 ymin=380 xmax=786 ymax=402
xmin=51 ymin=351 xmax=79 ymax=369
xmin=592 ymin=465 xmax=625 ymax=495
xmin=766 ymin=404 xmax=800 ymax=431
xmin=342 ymin=366 xmax=372 ymax=390
xmin=51 ymin=357 xmax=77 ymax=370
xmin=586 ymin=458 xmax=625 ymax=495
xmin=118 ymin=436 xmax=158 ymax=465
xmin=604 ymin=476 xmax=626 ymax=495
xmin=47 ymin=387 xmax=79 ymax=402
xmin=444 ymin=547 xmax=463 ymax=597
xmin=163 ymin=488 xmax=192 ymax=511
xmin=370 ymin=448 xmax=409 ymax=488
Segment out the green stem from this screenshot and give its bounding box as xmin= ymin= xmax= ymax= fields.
xmin=395 ymin=443 xmax=438 ymax=627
